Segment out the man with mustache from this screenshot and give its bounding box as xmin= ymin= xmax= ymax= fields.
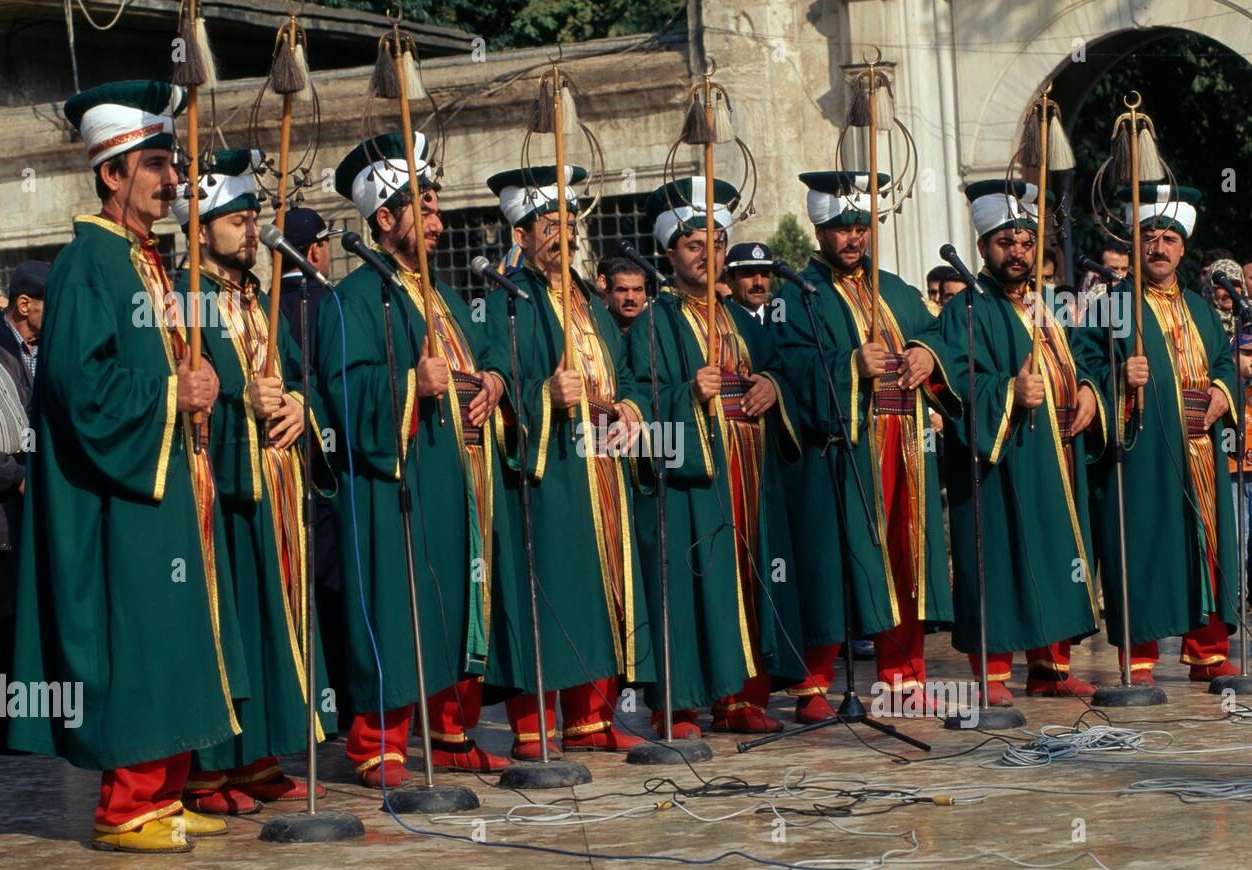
xmin=724 ymin=242 xmax=775 ymax=325
xmin=7 ymin=80 xmax=246 ymax=851
xmin=932 ymin=180 xmax=1102 ymax=704
xmin=626 ymin=178 xmax=804 ymax=738
xmin=599 ymin=257 xmax=647 ymax=332
xmin=171 ymin=150 xmax=335 ymax=813
xmin=1080 ymin=184 xmax=1239 ymax=684
xmin=482 ymin=164 xmax=653 ymax=759
xmin=773 ymin=171 xmax=956 ymax=720
xmin=315 ymin=133 xmax=520 ymax=785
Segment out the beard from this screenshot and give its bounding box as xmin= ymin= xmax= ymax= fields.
xmin=210 ymin=243 xmax=256 ymax=275
xmin=987 ymin=257 xmax=1030 ymax=285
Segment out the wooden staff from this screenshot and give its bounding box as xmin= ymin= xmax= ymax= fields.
xmin=866 ymin=66 xmax=881 ymax=343
xmin=262 ymin=20 xmax=300 ymax=379
xmin=392 ymin=31 xmax=446 ymax=423
xmin=1127 ymin=98 xmax=1145 ymax=418
xmin=1028 ymin=90 xmax=1051 ymax=432
xmin=172 ymin=0 xmax=213 ymax=451
xmin=702 ymin=75 xmax=717 ymax=370
xmin=551 ymin=66 xmax=578 ymax=424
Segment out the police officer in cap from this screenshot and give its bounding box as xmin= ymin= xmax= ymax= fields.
xmin=725 ymin=242 xmax=774 ymax=323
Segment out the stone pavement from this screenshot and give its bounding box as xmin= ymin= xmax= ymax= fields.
xmin=3 ymin=633 xmax=1251 ymax=869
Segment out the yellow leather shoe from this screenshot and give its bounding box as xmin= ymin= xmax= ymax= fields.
xmin=91 ymin=818 xmax=194 ymax=853
xmin=177 ymin=810 xmax=229 ymax=837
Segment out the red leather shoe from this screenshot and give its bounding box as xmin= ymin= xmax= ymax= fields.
xmin=795 ymin=694 xmax=837 ymax=724
xmin=235 ymin=775 xmax=325 ymax=802
xmin=430 ymin=741 xmax=511 ymax=772
xmin=183 ymin=786 xmax=262 ymax=815
xmin=712 ymin=706 xmax=784 ymax=734
xmin=1191 ymin=661 xmax=1240 ymax=681
xmin=1026 ymin=674 xmax=1098 ymax=697
xmin=358 ymin=761 xmax=413 ymax=789
xmin=510 ymin=739 xmax=562 ymax=761
xmin=977 ymin=680 xmax=1014 ymax=707
xmin=562 ymin=727 xmax=645 ymax=752
xmin=651 ymin=710 xmax=702 ymax=739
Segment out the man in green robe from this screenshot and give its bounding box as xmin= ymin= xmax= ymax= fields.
xmin=482 ymin=165 xmax=653 ymax=758
xmin=1078 ymin=183 xmax=1239 ymax=684
xmin=932 ymin=180 xmax=1103 ymax=705
xmin=7 ymin=80 xmax=246 ymax=851
xmin=627 ymin=177 xmax=803 ymax=737
xmin=773 ymin=171 xmax=956 ymax=721
xmin=171 ymin=150 xmax=336 ymax=812
xmin=315 ymin=132 xmax=518 ymax=785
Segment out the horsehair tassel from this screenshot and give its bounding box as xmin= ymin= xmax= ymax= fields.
xmin=874 ymin=75 xmax=894 ymax=131
xmin=710 ymin=87 xmax=733 ymax=144
xmin=173 ymin=3 xmax=216 ymax=88
xmin=559 ymin=77 xmax=580 ymax=137
xmin=272 ymin=21 xmax=311 ymax=101
xmin=1047 ymin=113 xmax=1075 ymax=171
xmin=1137 ymin=124 xmax=1165 ymax=181
xmin=847 ymin=73 xmax=871 ymax=128
xmin=369 ymin=32 xmax=401 ymax=99
xmin=680 ymin=87 xmax=714 ymax=145
xmin=400 ymin=39 xmax=425 ymax=102
xmin=529 ymin=74 xmax=555 ymax=134
xmin=1018 ymin=105 xmax=1043 ymax=168
xmin=530 ymin=70 xmax=580 ymax=138
xmin=1111 ymin=122 xmax=1134 ymax=184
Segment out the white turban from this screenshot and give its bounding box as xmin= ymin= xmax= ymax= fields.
xmin=78 ymin=86 xmax=185 ymax=168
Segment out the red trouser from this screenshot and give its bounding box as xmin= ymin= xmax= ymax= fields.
xmin=346 ymin=678 xmax=486 ymax=772
xmin=789 ymin=643 xmax=840 ymax=697
xmin=967 ymin=640 xmax=1072 ymax=681
xmin=506 ymin=677 xmax=618 ymax=741
xmin=713 ymin=673 xmax=771 ymax=718
xmin=95 ymin=752 xmax=191 ymax=833
xmin=876 ymin=416 xmax=927 ymax=690
xmin=1118 ymin=614 xmax=1230 ymax=671
xmin=185 ymin=754 xmax=285 ymax=792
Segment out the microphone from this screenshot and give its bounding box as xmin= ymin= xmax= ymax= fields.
xmin=1212 ymin=271 xmax=1252 ymax=317
xmin=470 ymin=256 xmax=531 ymax=301
xmin=1076 ymin=255 xmax=1121 ymax=285
xmin=939 ymin=244 xmax=982 ymax=294
xmin=341 ymin=231 xmax=404 ymax=290
xmin=259 ymin=224 xmax=331 ymax=287
xmin=769 ymin=261 xmax=820 ymax=295
xmin=617 ymin=241 xmax=674 ymax=289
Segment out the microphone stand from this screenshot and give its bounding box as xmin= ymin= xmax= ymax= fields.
xmin=625 ymin=271 xmax=713 ymax=766
xmin=496 ymin=288 xmax=593 ymax=789
xmin=936 ymin=253 xmax=1024 ymax=730
xmin=1208 ymin=281 xmax=1252 ymax=696
xmin=739 ymin=272 xmax=929 ymax=753
xmin=1087 ymin=270 xmax=1167 ymax=707
xmin=262 ymin=278 xmax=365 ymax=843
xmin=377 ymin=274 xmax=480 ymax=813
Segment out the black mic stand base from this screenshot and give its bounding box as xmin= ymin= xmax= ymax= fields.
xmin=498 ymin=760 xmax=592 ymax=790
xmin=1208 ymin=674 xmax=1252 ymax=695
xmin=387 ymin=782 xmax=481 ymax=814
xmin=626 ymin=738 xmax=713 ymax=765
xmin=1091 ymin=684 xmax=1167 ymax=707
xmin=737 ymin=689 xmax=932 ymax=753
xmin=260 ymin=810 xmax=365 ymax=844
xmin=942 ymin=705 xmax=1025 ymax=731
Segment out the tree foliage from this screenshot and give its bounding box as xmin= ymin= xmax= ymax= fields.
xmin=321 ymin=0 xmax=681 ymax=50
xmin=767 ymin=213 xmax=815 ymax=273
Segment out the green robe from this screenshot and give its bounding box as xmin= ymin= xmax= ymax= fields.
xmin=482 ymin=266 xmax=654 ymax=692
xmin=314 ymin=256 xmax=523 ymax=714
xmin=624 ymin=292 xmax=803 ymax=711
xmin=176 ymin=270 xmax=337 ymax=770
xmin=773 ymin=258 xmax=956 ymax=645
xmin=1076 ymin=281 xmax=1239 ymax=643
xmin=934 ymin=273 xmax=1102 ymax=654
xmin=8 ymin=216 xmax=248 ymax=770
